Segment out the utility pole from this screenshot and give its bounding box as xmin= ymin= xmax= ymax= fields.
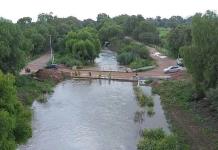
xmin=49 ymin=35 xmax=54 ymax=64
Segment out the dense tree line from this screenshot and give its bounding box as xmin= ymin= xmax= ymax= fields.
xmin=0 ymin=12 xmax=163 ymax=73
xmin=97 ymin=13 xmax=160 ymax=45
xmin=147 ymin=15 xmax=192 ymax=28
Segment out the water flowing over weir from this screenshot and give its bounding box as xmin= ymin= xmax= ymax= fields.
xmin=19 ymin=49 xmax=169 ymax=150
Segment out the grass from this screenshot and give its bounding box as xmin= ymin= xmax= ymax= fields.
xmin=152 ymin=80 xmax=194 ymax=107
xmin=137 ymin=128 xmax=188 ymax=150
xmin=153 ymin=80 xmax=218 ymax=149
xmin=134 ymin=86 xmax=155 ymax=117
xmin=16 ymin=75 xmax=55 ymax=105
xmin=134 ymin=86 xmax=153 ymax=107
xmin=134 ymin=86 xmax=147 ymax=107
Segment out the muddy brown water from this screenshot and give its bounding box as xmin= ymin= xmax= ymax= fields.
xmin=19 ymin=49 xmax=169 ymax=150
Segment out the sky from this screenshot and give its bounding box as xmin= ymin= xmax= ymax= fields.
xmin=1 ymin=0 xmax=218 ymax=22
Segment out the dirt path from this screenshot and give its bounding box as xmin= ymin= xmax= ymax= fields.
xmin=139 ymin=46 xmax=177 ymax=77
xmin=20 ymin=53 xmax=51 ymax=75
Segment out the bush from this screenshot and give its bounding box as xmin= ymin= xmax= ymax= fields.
xmin=153 ymin=80 xmax=194 ymax=106
xmin=147 ymin=107 xmax=155 ymax=117
xmin=137 ymin=128 xmax=186 ymax=150
xmin=116 ymin=41 xmax=152 ymax=68
xmin=16 ymin=75 xmax=55 ymax=105
xmin=129 ymin=59 xmax=152 ymax=69
xmin=134 ymin=87 xmax=146 ymax=107
xmin=146 ymin=96 xmax=154 ymax=107
xmin=134 ymin=87 xmax=154 ymax=108
xmin=206 ymin=88 xmax=218 ymax=111
xmin=117 ymin=52 xmax=134 ymax=65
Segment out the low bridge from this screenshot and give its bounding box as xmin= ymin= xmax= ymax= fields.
xmin=58 ymin=68 xmax=172 ymax=82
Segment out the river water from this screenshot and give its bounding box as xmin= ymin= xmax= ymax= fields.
xmin=19 ymin=49 xmax=169 ymax=150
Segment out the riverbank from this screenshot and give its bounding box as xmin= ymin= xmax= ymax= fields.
xmin=16 ymin=75 xmax=55 ymax=106
xmin=153 ymin=80 xmax=218 ymax=150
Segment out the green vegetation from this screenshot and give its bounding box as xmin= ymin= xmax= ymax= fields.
xmin=134 ymin=86 xmax=147 ymax=107
xmin=117 ymin=41 xmax=153 ymax=69
xmin=152 ymin=80 xmax=194 ymax=148
xmin=134 ymin=86 xmax=154 ymax=107
xmin=181 ymin=11 xmax=218 ymax=97
xmin=114 ymin=15 xmax=160 ymax=45
xmin=158 ymin=27 xmax=170 ymax=38
xmin=156 ymin=25 xmax=192 ymax=58
xmin=0 ymin=21 xmax=27 ymax=74
xmin=147 ymin=107 xmax=155 ymax=116
xmin=55 ymin=27 xmax=101 ymax=66
xmin=1 ymin=10 xmax=218 ymax=149
xmin=98 ymin=19 xmax=124 ymax=43
xmin=153 ymin=79 xmax=218 ymax=149
xmin=148 ymin=16 xmax=192 ymax=28
xmin=153 ymin=80 xmax=194 ymax=107
xmin=137 ymin=128 xmax=187 ymax=150
xmin=167 ymin=25 xmax=192 ymax=57
xmin=16 ymin=76 xmax=55 ymax=105
xmin=0 ymin=71 xmax=32 ymax=150
xmin=206 ymin=88 xmax=218 ymax=112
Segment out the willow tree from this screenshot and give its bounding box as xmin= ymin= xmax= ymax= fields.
xmin=181 ymin=11 xmax=218 ymax=97
xmin=65 ymin=27 xmax=101 ymax=64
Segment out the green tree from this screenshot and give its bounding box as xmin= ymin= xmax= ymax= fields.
xmin=181 ymin=11 xmax=218 ymax=96
xmin=0 ymin=71 xmax=32 ymax=150
xmin=0 ymin=21 xmax=27 ymax=73
xmin=17 ymin=17 xmax=32 ymax=25
xmin=64 ymin=27 xmax=101 ymax=64
xmin=167 ymin=25 xmax=192 ymax=57
xmin=98 ymin=20 xmax=124 ymax=42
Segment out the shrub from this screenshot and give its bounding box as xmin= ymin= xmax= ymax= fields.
xmin=134 ymin=86 xmax=154 ymax=108
xmin=129 ymin=59 xmax=152 ymax=69
xmin=153 ymin=80 xmax=194 ymax=106
xmin=137 ymin=128 xmax=185 ymax=150
xmin=147 ymin=107 xmax=155 ymax=117
xmin=134 ymin=87 xmax=146 ymax=107
xmin=206 ymin=88 xmax=218 ymax=111
xmin=144 ymin=96 xmax=154 ymax=107
xmin=116 ymin=41 xmax=152 ymax=68
xmin=117 ymin=52 xmax=134 ymax=65
xmin=16 ymin=76 xmax=55 ymax=105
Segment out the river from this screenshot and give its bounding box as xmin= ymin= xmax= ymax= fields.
xmin=19 ymin=49 xmax=169 ymax=150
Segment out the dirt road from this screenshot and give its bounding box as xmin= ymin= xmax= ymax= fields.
xmin=139 ymin=46 xmax=176 ymax=77
xmin=20 ymin=53 xmax=51 ymax=75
